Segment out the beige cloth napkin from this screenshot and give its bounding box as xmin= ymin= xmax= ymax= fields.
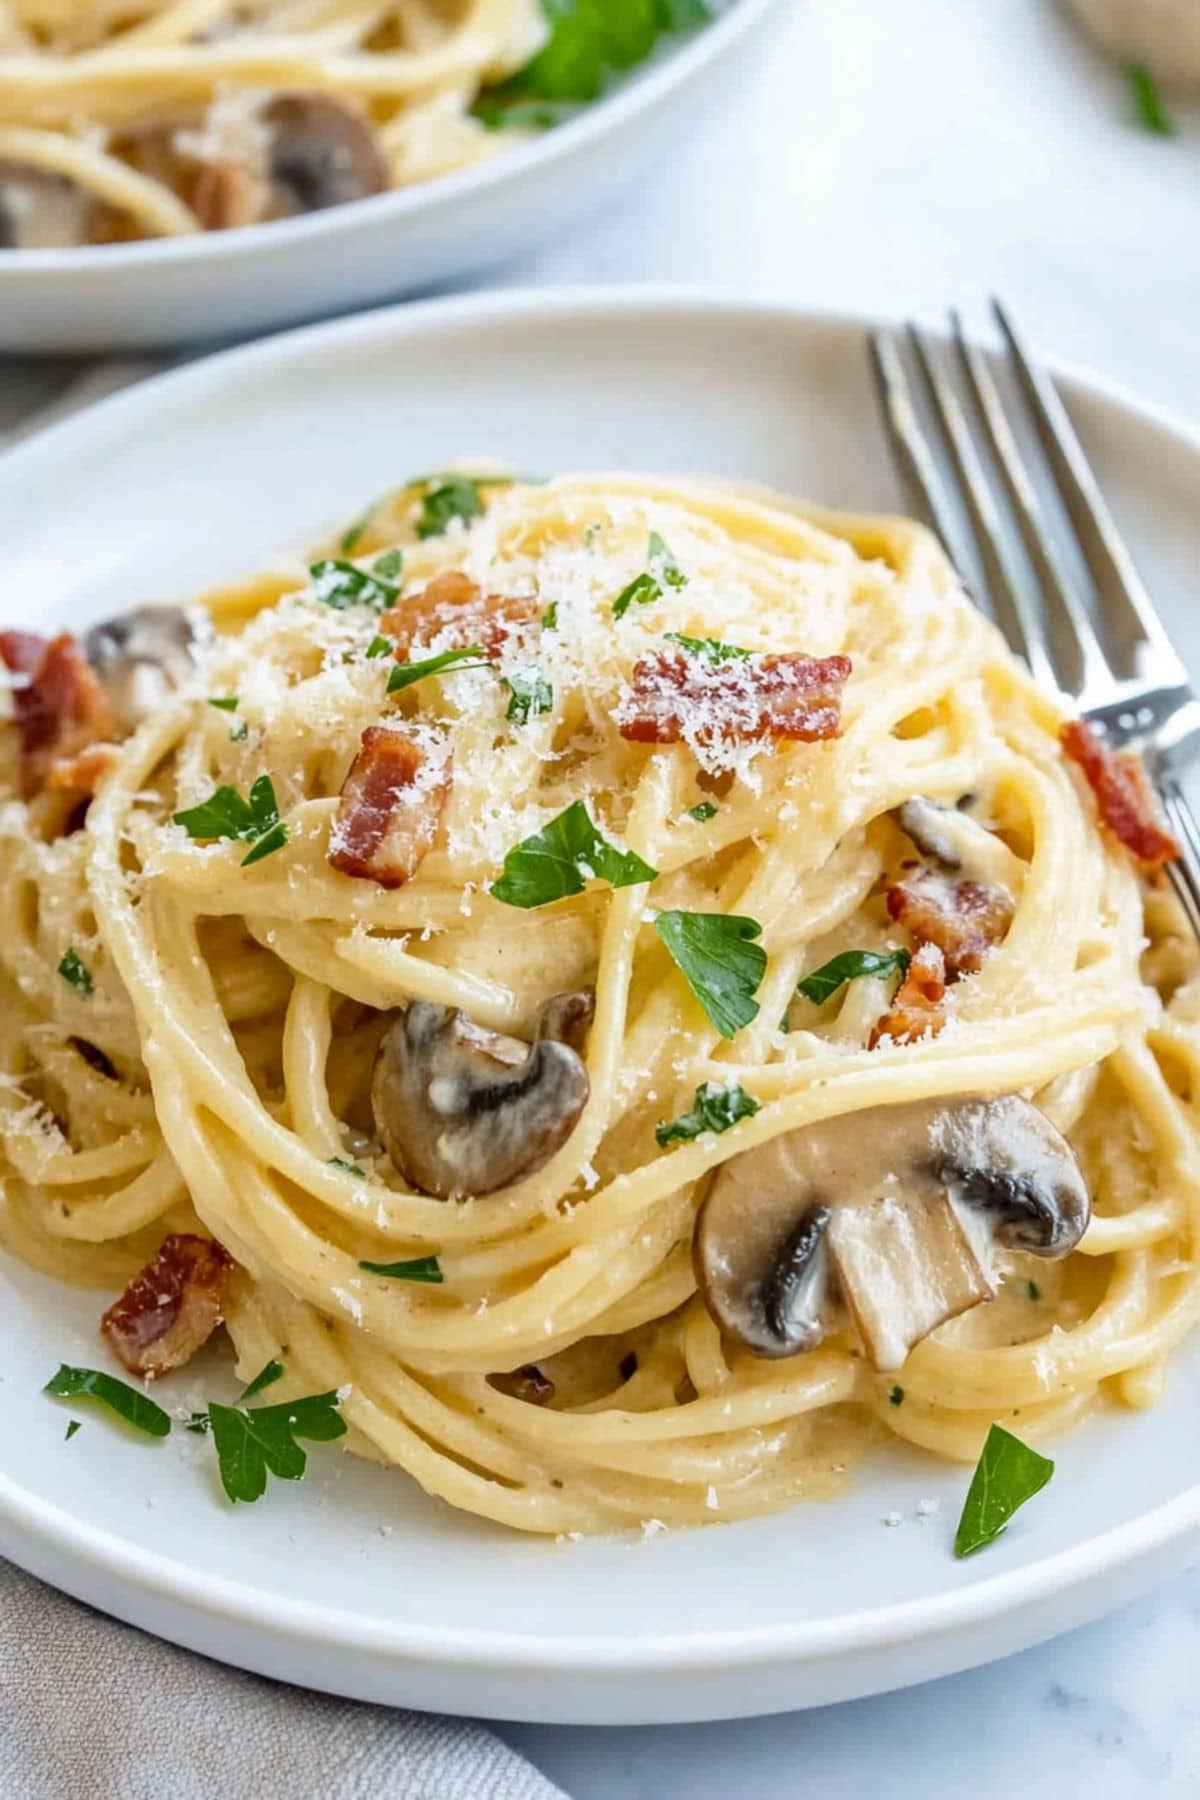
xmin=0 ymin=361 xmax=566 ymax=1799
xmin=0 ymin=1560 xmax=566 ymax=1800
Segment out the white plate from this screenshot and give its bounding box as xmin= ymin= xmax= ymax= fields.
xmin=3 ymin=290 xmax=1200 ymax=1727
xmin=0 ymin=0 xmax=778 ymax=354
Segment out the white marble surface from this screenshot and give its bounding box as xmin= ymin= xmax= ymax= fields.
xmin=489 ymin=0 xmax=1200 ymax=1791
xmin=4 ymin=0 xmax=1200 ymax=1792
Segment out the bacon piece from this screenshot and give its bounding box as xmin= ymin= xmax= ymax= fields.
xmin=328 ymin=724 xmax=451 ymax=889
xmin=886 ymin=865 xmax=1012 ymax=978
xmin=868 ymin=944 xmax=946 ymax=1047
xmin=1 ymin=630 xmax=115 ymax=799
xmin=101 ymin=1233 xmax=233 ymax=1378
xmin=616 ymin=650 xmax=850 ymax=747
xmin=46 ymin=741 xmax=121 ymax=796
xmin=380 ymin=572 xmax=540 ymax=660
xmin=1061 ymin=719 xmax=1179 ymax=869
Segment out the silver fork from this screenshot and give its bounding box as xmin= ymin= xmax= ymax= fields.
xmin=869 ymin=299 xmax=1200 ymax=938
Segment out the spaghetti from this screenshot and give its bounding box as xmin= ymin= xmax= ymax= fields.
xmin=3 ymin=471 xmax=1199 ymax=1536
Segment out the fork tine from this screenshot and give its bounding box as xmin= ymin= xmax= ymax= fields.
xmin=1159 ymin=777 xmax=1200 ymax=939
xmin=949 ymin=310 xmax=1111 ymax=703
xmin=903 ymin=324 xmax=1057 ymax=692
xmin=991 ymin=300 xmax=1188 ymax=689
xmin=867 ymin=331 xmax=980 ymax=592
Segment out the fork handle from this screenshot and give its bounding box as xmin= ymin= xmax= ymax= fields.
xmin=1159 ymin=777 xmax=1200 ymax=940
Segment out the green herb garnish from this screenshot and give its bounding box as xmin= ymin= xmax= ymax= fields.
xmin=386 ymin=645 xmax=492 ymax=695
xmin=44 ymin=1365 xmax=171 ymax=1439
xmin=795 ymin=948 xmax=911 ymax=1008
xmin=1127 ymin=62 xmax=1175 ymax=136
xmin=889 ymin=1385 xmax=904 ymax=1407
xmin=173 ymin=774 xmax=288 ymax=867
xmin=57 ymin=948 xmax=93 ymax=998
xmin=415 ymin=473 xmax=487 ymax=540
xmin=208 ymin=695 xmax=239 ymax=713
xmin=372 ymin=547 xmax=404 ymax=581
xmin=206 ymin=1389 xmax=348 ymax=1504
xmin=365 ymin=634 xmax=393 ymax=659
xmin=954 ymin=1424 xmax=1054 ymax=1558
xmin=328 ymin=1155 xmax=366 ymax=1178
xmin=358 ymin=1256 xmax=444 ymax=1284
xmin=1026 ymin=1280 xmax=1041 ymax=1302
xmin=647 ymin=530 xmax=687 ymax=589
xmin=491 ymin=799 xmax=656 ymax=908
xmin=309 ymin=557 xmax=399 ymax=613
xmin=542 ymin=600 xmax=559 ymax=629
xmin=687 ymin=801 xmax=718 ymax=823
xmin=655 ymin=1081 xmax=760 ymax=1148
xmin=229 ymin=718 xmax=249 ymax=743
xmin=653 ymin=910 xmax=766 ymax=1037
xmin=505 ymin=669 xmax=554 ymax=724
xmin=663 ymin=632 xmax=750 ymax=663
xmin=239 ymin=1359 xmax=285 ymax=1401
xmin=612 ymin=570 xmax=660 ymax=620
xmin=65 ymin=1419 xmax=82 ymax=1441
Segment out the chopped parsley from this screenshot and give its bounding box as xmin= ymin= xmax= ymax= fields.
xmin=795 ymin=948 xmax=911 ymax=1007
xmin=64 ymin=1419 xmax=82 ymax=1441
xmin=206 ymin=1389 xmax=348 ymax=1504
xmin=687 ymin=800 xmax=718 ymax=823
xmin=612 ymin=531 xmax=690 ymax=619
xmin=358 ymin=1256 xmax=444 ymax=1284
xmin=505 ymin=668 xmax=554 ymax=724
xmin=173 ymin=774 xmax=287 ymax=868
xmin=372 ymin=547 xmax=404 ymax=581
xmin=328 ymin=1155 xmax=367 ymax=1178
xmin=239 ymin=1359 xmax=285 ymax=1401
xmin=365 ymin=634 xmax=393 ymax=659
xmin=647 ymin=530 xmax=687 ymax=589
xmin=44 ymin=1365 xmax=171 ymax=1439
xmin=655 ymin=1081 xmax=760 ymax=1148
xmin=653 ymin=910 xmax=766 ymax=1037
xmin=474 ymin=0 xmax=711 ymax=127
xmin=208 ymin=695 xmax=239 ymax=713
xmin=612 ymin=570 xmax=660 ymax=620
xmin=954 ymin=1424 xmax=1054 ymax=1558
xmin=1026 ymin=1280 xmax=1041 ymax=1302
xmin=386 ymin=645 xmax=492 ymax=694
xmin=1127 ymin=62 xmax=1175 ymax=136
xmin=414 ymin=473 xmax=488 ymax=540
xmin=309 ymin=558 xmax=400 ymax=613
xmin=663 ymin=632 xmax=750 ymax=663
xmin=888 ymin=1385 xmax=904 ymax=1407
xmin=229 ymin=718 xmax=249 ymax=743
xmin=57 ymin=948 xmax=93 ymax=998
xmin=541 ymin=600 xmax=559 ymax=629
xmin=490 ymin=800 xmax=656 ymax=908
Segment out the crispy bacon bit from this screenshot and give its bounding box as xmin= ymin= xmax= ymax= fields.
xmin=1062 ymin=719 xmax=1179 ymax=869
xmin=46 ymin=740 xmax=121 ymax=796
xmin=868 ymin=944 xmax=946 ymax=1047
xmin=616 ymin=650 xmax=850 ymax=747
xmin=488 ymin=1364 xmax=556 ymax=1405
xmin=380 ymin=572 xmax=540 ymax=660
xmin=101 ymin=1233 xmax=233 ymax=1378
xmin=328 ymin=724 xmax=451 ymax=889
xmin=886 ymin=865 xmax=1013 ymax=978
xmin=0 ymin=630 xmax=114 ymax=799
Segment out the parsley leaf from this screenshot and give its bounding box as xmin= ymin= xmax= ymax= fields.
xmin=365 ymin=635 xmax=393 ymax=659
xmin=174 ymin=775 xmax=288 ymax=867
xmin=415 ymin=473 xmax=487 ymax=540
xmin=1026 ymin=1279 xmax=1041 ymax=1302
xmin=505 ymin=669 xmax=554 ymax=724
xmin=541 ymin=600 xmax=559 ymax=629
xmin=1127 ymin=61 xmax=1175 ymax=136
xmin=612 ymin=570 xmax=661 ymax=620
xmin=240 ymin=1359 xmax=284 ymax=1401
xmin=57 ymin=948 xmax=93 ymax=998
xmin=663 ymin=632 xmax=750 ymax=663
xmin=229 ymin=718 xmax=249 ymax=743
xmin=328 ymin=1155 xmax=366 ymax=1177
xmin=386 ymin=645 xmax=492 ymax=695
xmin=491 ymin=799 xmax=657 ymax=908
xmin=358 ymin=1256 xmax=444 ymax=1284
xmin=372 ymin=547 xmax=404 ymax=581
xmin=65 ymin=1419 xmax=82 ymax=1441
xmin=654 ymin=910 xmax=766 ymax=1037
xmin=207 ymin=1389 xmax=348 ymax=1504
xmin=655 ymin=1081 xmax=759 ymax=1148
xmin=474 ymin=0 xmax=711 ymax=126
xmin=954 ymin=1424 xmax=1054 ymax=1558
xmin=796 ymin=948 xmax=911 ymax=1007
xmin=44 ymin=1365 xmax=171 ymax=1439
xmin=888 ymin=1385 xmax=905 ymax=1407
xmin=647 ymin=530 xmax=687 ymax=589
xmin=309 ymin=558 xmax=399 ymax=613
xmin=687 ymin=800 xmax=718 ymax=823
xmin=208 ymin=695 xmax=239 ymax=712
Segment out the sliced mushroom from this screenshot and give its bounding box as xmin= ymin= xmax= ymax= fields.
xmin=372 ymin=993 xmax=591 ymax=1199
xmin=195 ymin=94 xmax=388 ymax=229
xmin=83 ymin=605 xmax=200 ymax=735
xmin=896 ymin=795 xmax=1024 ymax=892
xmin=695 ymin=1095 xmax=1089 ymax=1371
xmin=0 ymin=163 xmax=94 ymax=249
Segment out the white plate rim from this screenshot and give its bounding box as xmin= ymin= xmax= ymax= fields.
xmin=0 ymin=0 xmax=777 ymax=279
xmin=3 ymin=283 xmax=1200 ymax=1684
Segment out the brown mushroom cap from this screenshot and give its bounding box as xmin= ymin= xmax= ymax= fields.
xmin=194 ymin=94 xmax=388 ymax=230
xmin=695 ymin=1095 xmax=1090 ymax=1369
xmin=83 ymin=605 xmax=200 ymax=735
xmin=371 ymin=992 xmax=592 ymax=1200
